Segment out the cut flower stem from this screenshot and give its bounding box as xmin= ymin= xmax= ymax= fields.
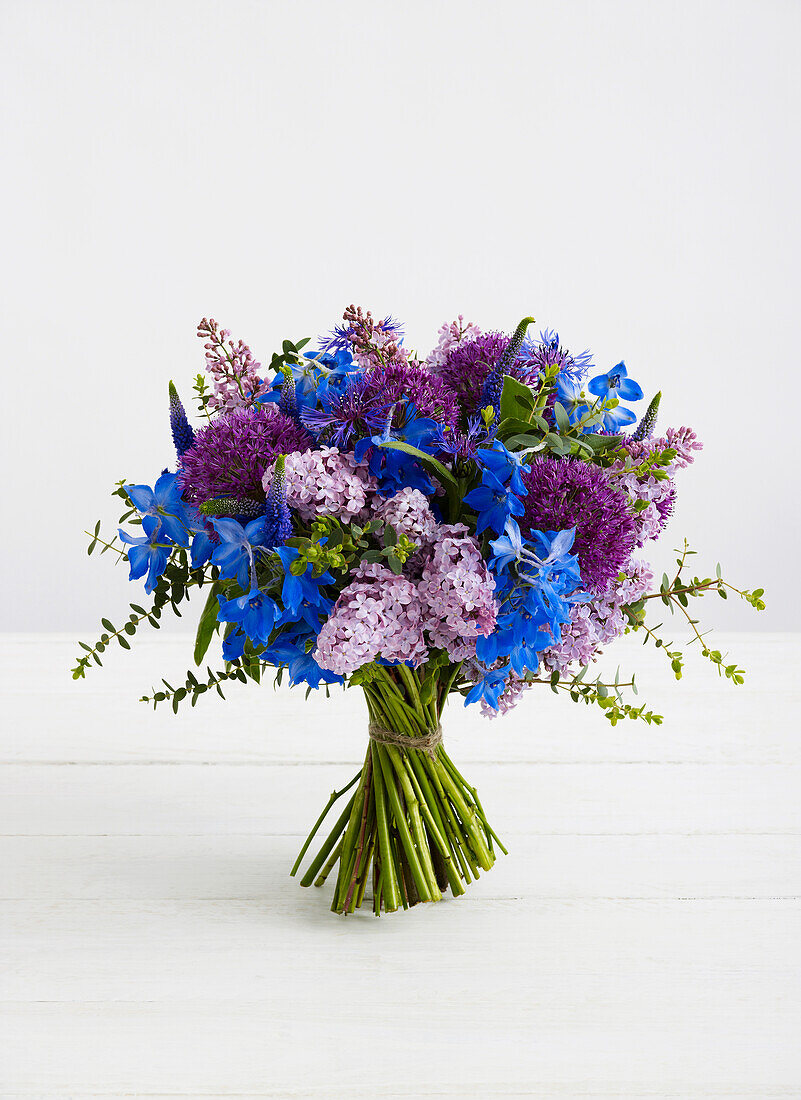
xmin=292 ymin=664 xmax=502 ymax=914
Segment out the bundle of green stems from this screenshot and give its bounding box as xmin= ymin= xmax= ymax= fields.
xmin=291 ymin=664 xmax=505 ymax=915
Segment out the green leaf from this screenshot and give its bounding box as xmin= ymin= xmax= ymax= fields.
xmin=499 ymin=375 xmax=536 ymax=422
xmin=378 ymin=441 xmax=458 ymax=491
xmin=553 ymin=401 xmax=571 ymax=433
xmin=194 ymin=582 xmax=223 ymax=666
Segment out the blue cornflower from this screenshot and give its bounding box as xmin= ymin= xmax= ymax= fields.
xmin=273 ymin=546 xmax=335 ymax=616
xmin=588 ymin=361 xmax=643 ymax=431
xmin=125 ymin=471 xmax=192 ymax=546
xmin=118 ymin=515 xmax=173 ymax=594
xmin=210 ymin=517 xmax=268 ymax=590
xmin=464 ymin=467 xmax=524 ymax=535
xmin=217 ymin=586 xmax=278 ymax=648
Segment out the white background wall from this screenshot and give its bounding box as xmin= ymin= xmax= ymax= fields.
xmin=3 ymin=0 xmax=798 ymax=633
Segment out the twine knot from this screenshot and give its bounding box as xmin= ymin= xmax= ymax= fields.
xmin=368 ymin=722 xmax=443 ymax=757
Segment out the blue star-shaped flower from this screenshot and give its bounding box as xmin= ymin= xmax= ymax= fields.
xmin=125 ymin=471 xmax=191 ymax=546
xmin=587 ymin=361 xmax=643 ymax=431
xmin=217 ymin=587 xmax=278 ymax=648
xmin=118 ymin=515 xmax=173 ymax=594
xmin=464 ymin=468 xmax=524 ymax=535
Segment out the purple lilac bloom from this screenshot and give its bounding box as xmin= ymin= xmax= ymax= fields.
xmin=433 ymin=332 xmax=538 ymax=419
xmin=313 ymin=561 xmax=428 ymax=675
xmin=425 ymin=316 xmax=483 ymax=371
xmin=197 ymin=318 xmax=270 ymax=412
xmin=374 ymin=488 xmax=438 ymax=545
xmin=264 ymin=447 xmax=379 ymax=524
xmin=610 ymin=427 xmax=702 ymax=546
xmin=521 ymin=457 xmax=637 ymax=591
xmin=541 ymin=559 xmax=654 ymax=676
xmin=417 ymin=524 xmax=497 ymax=663
xmin=178 ymin=405 xmax=312 ymax=505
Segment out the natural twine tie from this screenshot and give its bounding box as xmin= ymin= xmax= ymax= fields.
xmin=368 ymin=722 xmax=443 ymax=757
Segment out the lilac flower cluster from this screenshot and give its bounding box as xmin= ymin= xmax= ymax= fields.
xmin=373 ymin=488 xmax=438 ymax=545
xmin=541 ymin=559 xmax=654 ymax=676
xmin=264 ymin=447 xmax=378 ymax=524
xmin=611 ymin=427 xmax=703 ymax=546
xmin=197 ymin=318 xmax=271 ymax=411
xmin=425 ymin=316 xmax=484 ymax=371
xmin=314 ymin=562 xmax=428 ymax=675
xmin=417 ymin=525 xmax=497 ymax=662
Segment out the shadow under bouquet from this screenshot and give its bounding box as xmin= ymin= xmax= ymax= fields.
xmin=75 ymin=307 xmax=764 ymax=915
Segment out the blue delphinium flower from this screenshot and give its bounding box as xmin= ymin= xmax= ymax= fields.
xmin=217 ymin=587 xmax=279 ymax=648
xmin=273 ymin=546 xmax=335 ymax=616
xmin=588 ymin=361 xmax=643 ymax=431
xmin=476 ymin=439 xmax=530 ymax=496
xmin=222 ymin=626 xmax=247 ymax=661
xmin=265 ymin=630 xmax=343 ymax=689
xmin=356 ymin=403 xmax=439 ymax=496
xmin=118 ymin=515 xmax=173 ymax=594
xmin=464 ymin=666 xmax=509 ymax=709
xmin=210 ymin=517 xmax=268 ymax=590
xmin=464 ymin=467 xmax=524 ymax=535
xmin=474 ymin=524 xmax=586 ymax=684
xmin=125 ymin=471 xmax=192 ymax=546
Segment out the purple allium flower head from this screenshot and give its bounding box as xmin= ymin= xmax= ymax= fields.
xmin=178 ymin=405 xmax=312 ymax=505
xmin=303 ymin=361 xmax=460 ymax=444
xmin=521 ymin=457 xmax=637 ymax=591
xmin=434 ymin=332 xmax=538 ymax=420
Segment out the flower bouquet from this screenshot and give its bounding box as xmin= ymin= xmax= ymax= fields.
xmin=75 ymin=307 xmax=764 ymax=915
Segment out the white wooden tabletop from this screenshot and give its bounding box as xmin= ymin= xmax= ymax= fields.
xmin=1 ymin=632 xmax=799 ymax=1098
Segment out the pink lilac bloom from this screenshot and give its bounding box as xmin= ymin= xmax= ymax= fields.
xmin=521 ymin=457 xmax=637 ymax=591
xmin=611 ymin=427 xmax=702 ymax=546
xmin=264 ymin=448 xmax=379 ymax=524
xmin=425 ymin=316 xmax=484 ymax=372
xmin=178 ymin=405 xmax=312 ymax=504
xmin=417 ymin=524 xmax=497 ymax=663
xmin=314 ymin=562 xmax=428 ymax=676
xmin=541 ymin=559 xmax=654 ymax=677
xmin=197 ymin=318 xmax=270 ymax=412
xmin=374 ymin=488 xmax=438 ymax=544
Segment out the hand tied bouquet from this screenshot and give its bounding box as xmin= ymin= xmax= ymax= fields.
xmin=75 ymin=307 xmax=764 ymax=916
